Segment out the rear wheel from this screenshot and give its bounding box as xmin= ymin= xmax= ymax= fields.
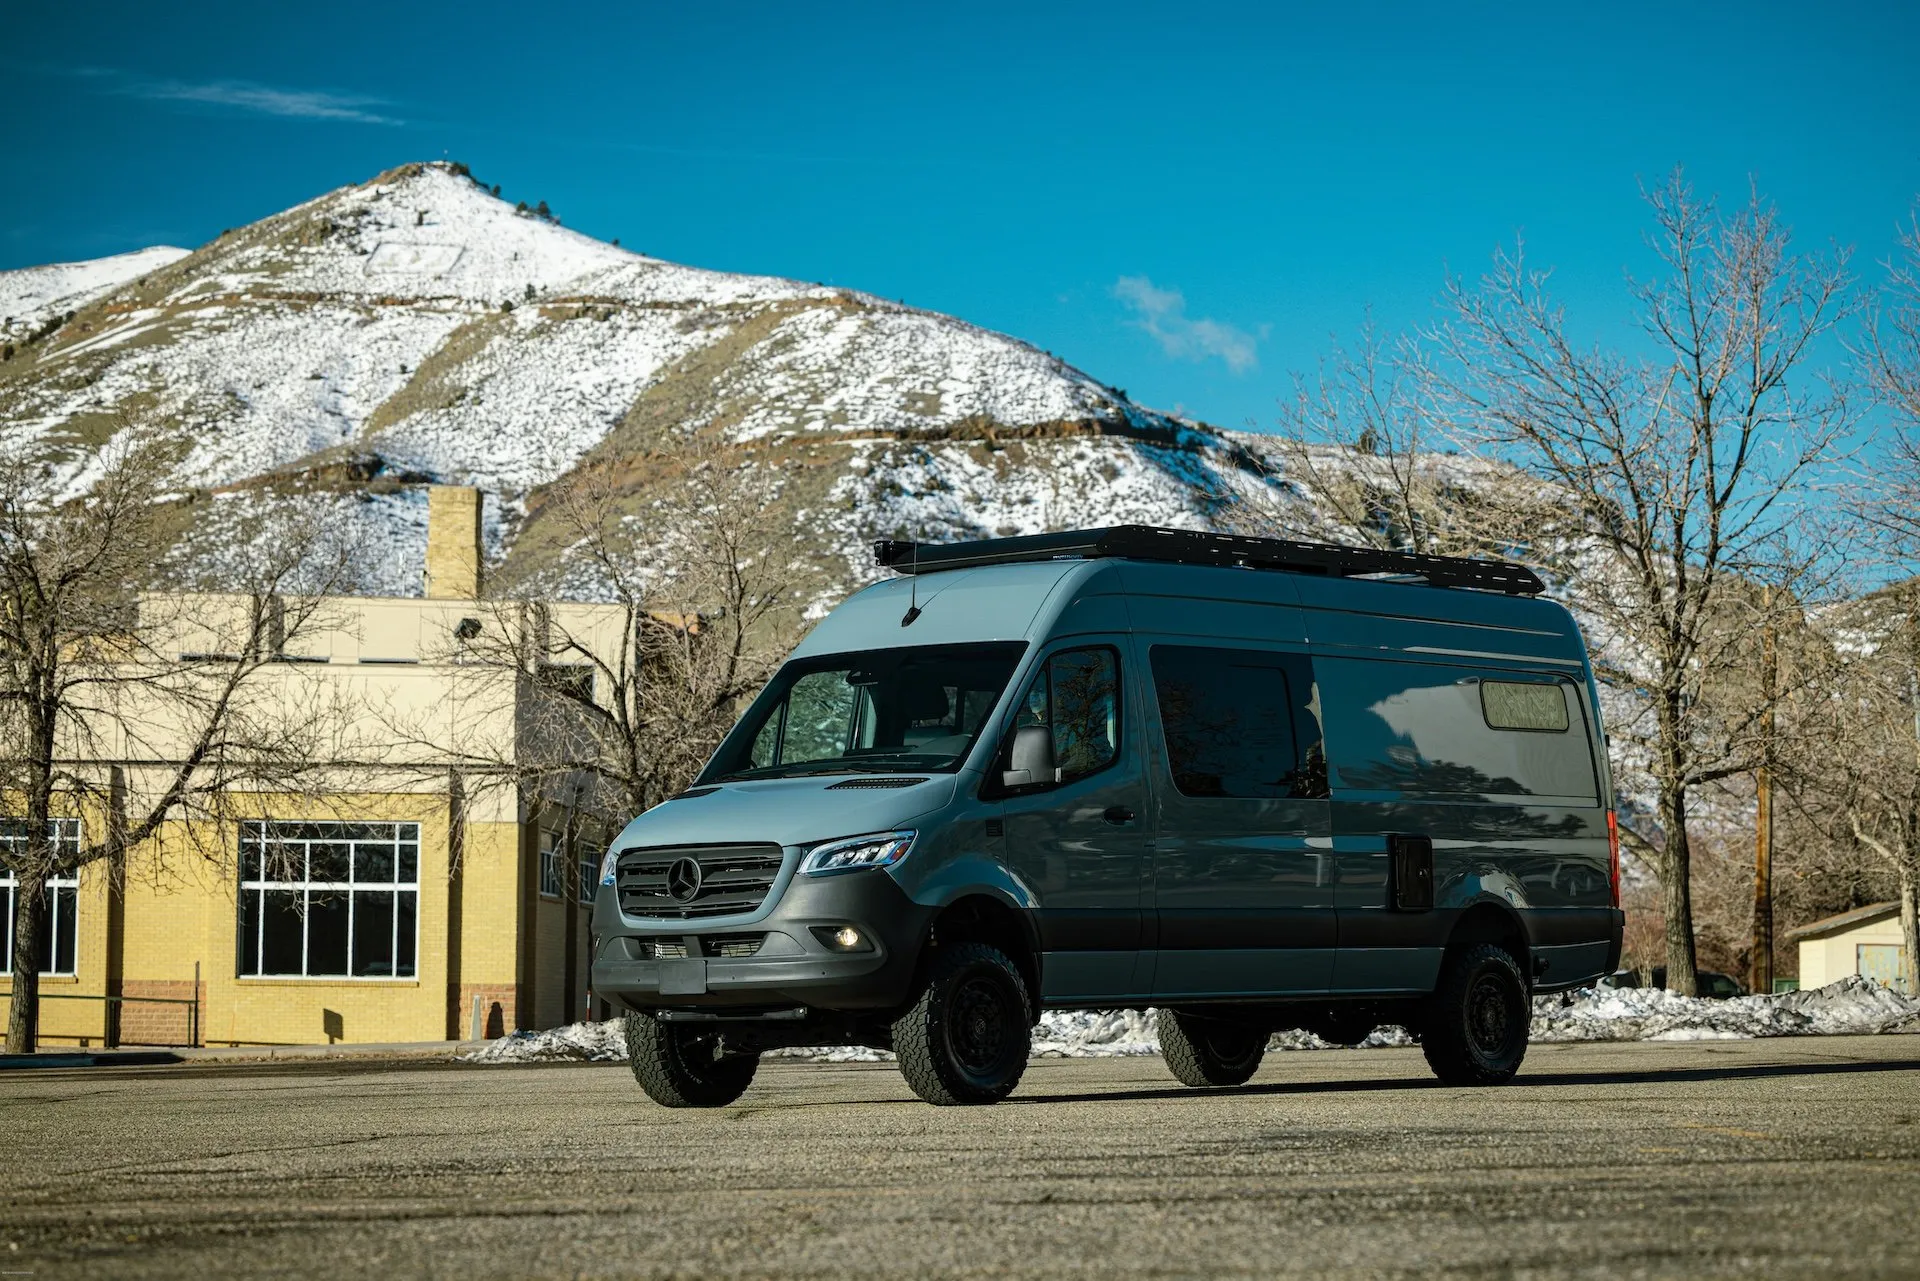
xmin=625 ymin=1012 xmax=759 ymax=1108
xmin=1420 ymin=943 xmax=1530 ymax=1086
xmin=1157 ymin=1010 xmax=1267 ymax=1087
xmin=893 ymin=942 xmax=1033 ymax=1105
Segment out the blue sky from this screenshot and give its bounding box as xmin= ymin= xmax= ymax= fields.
xmin=6 ymin=1 xmax=1917 ymax=432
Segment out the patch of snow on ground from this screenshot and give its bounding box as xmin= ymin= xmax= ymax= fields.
xmin=463 ymin=1017 xmax=628 ymax=1063
xmin=458 ymin=979 xmax=1920 ymax=1065
xmin=1531 ymin=975 xmax=1920 ymax=1042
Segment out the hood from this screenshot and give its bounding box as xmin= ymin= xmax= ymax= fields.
xmin=611 ymin=773 xmax=963 ymax=852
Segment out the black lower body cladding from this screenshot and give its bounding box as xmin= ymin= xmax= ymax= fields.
xmin=592 ymin=866 xmax=936 ymax=1013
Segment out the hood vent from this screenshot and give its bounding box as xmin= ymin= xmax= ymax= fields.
xmin=826 ymin=777 xmax=928 ymax=790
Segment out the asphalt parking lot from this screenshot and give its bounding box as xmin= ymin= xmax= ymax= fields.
xmin=5 ymin=1035 xmax=1920 ymax=1278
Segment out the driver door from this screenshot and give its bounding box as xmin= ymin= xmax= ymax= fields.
xmin=996 ymin=642 xmax=1154 ymax=1004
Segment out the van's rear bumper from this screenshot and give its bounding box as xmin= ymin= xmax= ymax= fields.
xmin=591 ymin=867 xmax=933 ymax=1013
xmin=1529 ymin=907 xmax=1625 ymax=993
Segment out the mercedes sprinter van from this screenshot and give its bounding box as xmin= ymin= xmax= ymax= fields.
xmin=590 ymin=527 xmax=1623 ymax=1107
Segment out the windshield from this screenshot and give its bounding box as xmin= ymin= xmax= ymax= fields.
xmin=704 ymin=643 xmax=1028 ymax=782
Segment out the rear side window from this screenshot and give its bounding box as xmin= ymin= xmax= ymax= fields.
xmin=1317 ymin=658 xmax=1598 ymax=802
xmin=1150 ymin=646 xmax=1328 ymax=799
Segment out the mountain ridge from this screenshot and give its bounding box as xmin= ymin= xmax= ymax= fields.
xmin=0 ymin=161 xmax=1294 ymax=599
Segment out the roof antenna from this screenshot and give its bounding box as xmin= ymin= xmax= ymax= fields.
xmin=901 ymin=538 xmax=922 ymax=627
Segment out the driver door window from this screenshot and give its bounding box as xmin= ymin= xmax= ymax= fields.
xmin=1012 ymin=648 xmax=1120 ymax=785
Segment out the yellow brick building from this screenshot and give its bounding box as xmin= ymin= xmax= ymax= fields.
xmin=1 ymin=488 xmax=625 ymax=1047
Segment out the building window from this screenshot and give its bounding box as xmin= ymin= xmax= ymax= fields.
xmin=0 ymin=820 xmax=81 ymax=976
xmin=578 ymin=849 xmax=599 ymax=905
xmin=238 ymin=821 xmax=419 ymax=979
xmin=539 ymin=829 xmax=564 ymax=899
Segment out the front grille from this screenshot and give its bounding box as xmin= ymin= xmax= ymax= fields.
xmin=634 ymin=939 xmax=689 ymax=960
xmin=617 ymin=844 xmax=785 ymax=919
xmin=703 ymin=934 xmax=767 ymax=958
xmin=826 ymin=777 xmax=928 ymax=790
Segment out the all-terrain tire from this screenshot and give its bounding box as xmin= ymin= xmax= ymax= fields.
xmin=892 ymin=941 xmax=1032 ymax=1106
xmin=625 ymin=1011 xmax=759 ymax=1108
xmin=1156 ymin=1010 xmax=1267 ymax=1087
xmin=1420 ymin=943 xmax=1530 ymax=1086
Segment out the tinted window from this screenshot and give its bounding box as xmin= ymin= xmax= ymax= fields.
xmin=1150 ymin=646 xmax=1327 ymax=799
xmin=1317 ymin=658 xmax=1598 ymax=801
xmin=1012 ymin=648 xmax=1120 ymax=783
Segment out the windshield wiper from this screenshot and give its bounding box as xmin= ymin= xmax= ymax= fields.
xmin=714 ymin=756 xmax=942 ymax=783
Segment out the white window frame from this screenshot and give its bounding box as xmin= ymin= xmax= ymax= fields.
xmin=577 ymin=847 xmax=600 ymax=905
xmin=238 ymin=821 xmax=421 ymax=980
xmin=0 ymin=819 xmax=81 ymax=977
xmin=539 ymin=829 xmax=564 ymax=900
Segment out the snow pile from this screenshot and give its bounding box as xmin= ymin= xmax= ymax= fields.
xmin=1032 ymin=1008 xmax=1161 ymax=1057
xmin=462 ymin=1018 xmax=627 ymax=1063
xmin=1532 ymin=975 xmax=1920 ymax=1043
xmin=458 ymin=979 xmax=1920 ymax=1065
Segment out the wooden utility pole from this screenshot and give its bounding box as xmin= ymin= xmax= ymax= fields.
xmin=1751 ymin=588 xmax=1776 ymax=996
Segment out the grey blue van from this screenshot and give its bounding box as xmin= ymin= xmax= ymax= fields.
xmin=590 ymin=527 xmax=1624 ymax=1107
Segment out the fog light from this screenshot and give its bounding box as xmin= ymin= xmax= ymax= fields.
xmin=811 ymin=925 xmax=874 ymax=953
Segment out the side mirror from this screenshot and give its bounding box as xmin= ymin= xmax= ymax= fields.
xmin=1001 ymin=724 xmax=1057 ymax=789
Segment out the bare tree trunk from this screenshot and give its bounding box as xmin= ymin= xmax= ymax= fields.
xmin=1658 ymin=781 xmax=1699 ymax=996
xmin=6 ymin=867 xmax=46 ymax=1054
xmin=1902 ymin=868 xmax=1920 ymax=997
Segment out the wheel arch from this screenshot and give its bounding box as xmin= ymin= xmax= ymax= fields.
xmin=924 ymin=891 xmax=1042 ymax=1007
xmin=1445 ymin=899 xmax=1532 ymax=977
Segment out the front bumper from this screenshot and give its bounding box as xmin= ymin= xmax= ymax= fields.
xmin=592 ymin=866 xmax=935 ymax=1013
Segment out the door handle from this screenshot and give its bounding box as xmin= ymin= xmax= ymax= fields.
xmin=1102 ymin=806 xmax=1136 ymax=825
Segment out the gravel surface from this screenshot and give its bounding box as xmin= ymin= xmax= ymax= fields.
xmin=6 ymin=1036 xmax=1920 ymax=1278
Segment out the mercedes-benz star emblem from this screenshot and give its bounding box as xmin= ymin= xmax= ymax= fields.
xmin=666 ymin=857 xmax=703 ymax=903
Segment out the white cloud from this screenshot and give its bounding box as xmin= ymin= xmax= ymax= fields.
xmin=119 ymin=76 xmax=400 ymax=126
xmin=1113 ymin=275 xmax=1258 ymax=374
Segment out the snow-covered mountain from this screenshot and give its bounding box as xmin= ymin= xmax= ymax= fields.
xmin=0 ymin=161 xmax=1308 ymax=597
xmin=0 ymin=246 xmax=190 ymax=341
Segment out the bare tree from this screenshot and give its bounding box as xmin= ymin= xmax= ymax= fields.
xmin=1434 ymin=170 xmax=1857 ymax=994
xmin=0 ymin=434 xmax=351 ymax=1052
xmin=1236 ymin=321 xmax=1549 ymax=558
xmin=1864 ymin=205 xmax=1920 ymax=546
xmin=406 ymin=441 xmax=804 ymax=844
xmin=1790 ymin=584 xmax=1920 ymax=993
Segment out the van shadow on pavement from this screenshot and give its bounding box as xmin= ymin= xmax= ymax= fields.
xmin=1003 ymin=1055 xmax=1920 ymax=1106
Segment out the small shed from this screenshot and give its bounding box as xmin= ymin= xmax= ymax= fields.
xmin=1786 ymin=903 xmax=1909 ymax=992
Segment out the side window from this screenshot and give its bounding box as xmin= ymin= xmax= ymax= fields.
xmin=1011 ymin=647 xmax=1121 ymax=784
xmin=1150 ymin=646 xmax=1327 ymax=799
xmin=1481 ymin=680 xmax=1571 ymax=732
xmin=1317 ymin=658 xmax=1598 ymax=801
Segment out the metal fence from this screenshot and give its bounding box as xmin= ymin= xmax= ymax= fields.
xmin=33 ymin=991 xmax=201 ymax=1048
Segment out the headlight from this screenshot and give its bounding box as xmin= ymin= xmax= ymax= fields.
xmin=599 ymin=847 xmax=620 ymax=887
xmin=800 ymin=831 xmax=916 ymax=876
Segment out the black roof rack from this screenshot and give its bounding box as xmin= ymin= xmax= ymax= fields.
xmin=872 ymin=525 xmax=1545 ymax=596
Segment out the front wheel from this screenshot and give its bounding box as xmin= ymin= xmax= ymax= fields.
xmin=1420 ymin=943 xmax=1530 ymax=1086
xmin=625 ymin=1012 xmax=759 ymax=1107
xmin=1157 ymin=1010 xmax=1267 ymax=1087
xmin=893 ymin=942 xmax=1032 ymax=1105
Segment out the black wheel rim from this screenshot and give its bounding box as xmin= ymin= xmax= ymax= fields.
xmin=948 ymin=974 xmax=1015 ymax=1078
xmin=672 ymin=1030 xmax=726 ymax=1080
xmin=1467 ymin=973 xmax=1517 ymax=1057
xmin=1202 ymin=1025 xmax=1264 ymax=1067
